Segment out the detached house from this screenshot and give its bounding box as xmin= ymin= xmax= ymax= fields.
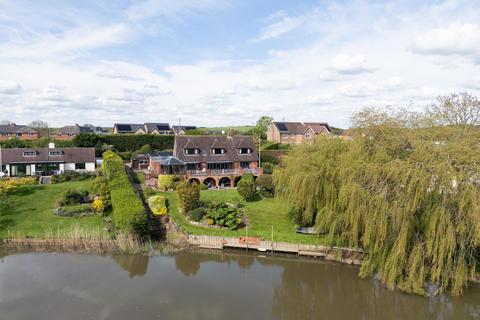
xmin=54 ymin=124 xmax=106 ymax=141
xmin=146 ymin=135 xmax=262 ymax=188
xmin=0 ymin=124 xmax=38 ymax=141
xmin=172 ymin=125 xmax=197 ymax=135
xmin=0 ymin=146 xmax=95 ymax=177
xmin=113 ymin=123 xmax=171 ymax=135
xmin=267 ymin=121 xmax=331 ymax=144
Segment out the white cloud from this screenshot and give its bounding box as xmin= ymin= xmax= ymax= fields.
xmin=330 ymin=54 xmax=376 ymax=75
xmin=412 ymin=23 xmax=480 ymax=60
xmin=254 ymin=10 xmax=306 ymax=41
xmin=0 ymin=80 xmax=21 ymax=94
xmin=126 ymin=0 xmax=224 ymax=21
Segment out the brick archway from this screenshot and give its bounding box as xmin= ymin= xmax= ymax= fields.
xmin=203 ymin=177 xmax=217 ymax=188
xmin=188 ymin=178 xmax=201 ymax=185
xmin=219 ymin=177 xmax=232 ymax=188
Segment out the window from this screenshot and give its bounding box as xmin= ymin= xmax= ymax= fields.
xmin=16 ymin=133 xmax=22 ymax=137
xmin=49 ymin=151 xmax=63 ymax=156
xmin=23 ymin=151 xmax=37 ymax=157
xmin=281 ymin=134 xmax=289 ymax=139
xmin=184 ymin=148 xmax=200 ymax=155
xmin=238 ymin=148 xmax=252 ymax=154
xmin=240 ymin=162 xmax=250 ymax=169
xmin=187 ymin=163 xmax=200 ymax=170
xmin=212 ymin=148 xmax=226 ymax=155
xmin=305 ymin=133 xmax=311 ymax=139
xmin=75 ymin=163 xmax=86 ymax=170
xmin=207 ymin=162 xmax=232 ymax=170
xmin=139 ymin=159 xmax=149 ymax=165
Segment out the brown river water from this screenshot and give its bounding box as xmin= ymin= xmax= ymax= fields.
xmin=0 ymin=248 xmax=479 ymax=320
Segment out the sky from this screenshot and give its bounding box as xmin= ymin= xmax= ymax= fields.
xmin=0 ymin=0 xmax=479 ymax=128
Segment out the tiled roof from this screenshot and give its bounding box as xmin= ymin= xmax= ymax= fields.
xmin=1 ymin=148 xmax=95 ymax=164
xmin=172 ymin=125 xmax=196 ymax=134
xmin=0 ymin=124 xmax=37 ymax=134
xmin=174 ymin=135 xmax=258 ymax=163
xmin=144 ymin=123 xmax=171 ymax=133
xmin=114 ymin=123 xmax=144 ymax=133
xmin=57 ymin=125 xmax=94 ymax=134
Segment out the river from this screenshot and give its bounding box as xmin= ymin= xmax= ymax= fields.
xmin=0 ymin=248 xmax=479 ymax=320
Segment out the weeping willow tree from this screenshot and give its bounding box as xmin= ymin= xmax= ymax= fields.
xmin=274 ymin=95 xmax=480 ymax=295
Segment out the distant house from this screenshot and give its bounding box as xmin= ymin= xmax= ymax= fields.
xmin=0 ymin=124 xmax=39 ymax=141
xmin=266 ymin=122 xmax=331 ymax=144
xmin=172 ymin=125 xmax=197 ymax=135
xmin=0 ymin=146 xmax=95 ymax=177
xmin=113 ymin=123 xmax=171 ymax=135
xmin=142 ymin=135 xmax=261 ymax=188
xmin=53 ymin=124 xmax=106 ymax=141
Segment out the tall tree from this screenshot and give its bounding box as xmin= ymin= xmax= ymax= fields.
xmin=0 ymin=120 xmax=14 ymax=125
xmin=426 ymin=92 xmax=480 ymax=127
xmin=28 ymin=120 xmax=48 ymax=129
xmin=255 ymin=115 xmax=273 ymax=139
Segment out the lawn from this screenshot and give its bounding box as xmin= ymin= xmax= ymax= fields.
xmin=162 ymin=189 xmax=327 ymax=245
xmin=0 ymin=181 xmax=104 ymax=238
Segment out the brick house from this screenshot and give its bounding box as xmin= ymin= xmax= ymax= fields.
xmin=53 ymin=124 xmax=106 ymax=141
xmin=113 ymin=123 xmax=171 ymax=135
xmin=266 ymin=122 xmax=331 ymax=144
xmin=147 ymin=135 xmax=262 ymax=188
xmin=0 ymin=124 xmax=39 ymax=141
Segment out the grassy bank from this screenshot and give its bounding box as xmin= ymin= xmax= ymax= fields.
xmin=162 ymin=189 xmax=327 ymax=245
xmin=0 ymin=181 xmax=103 ymax=238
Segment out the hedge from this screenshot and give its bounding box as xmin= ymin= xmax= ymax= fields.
xmin=102 ymin=151 xmax=147 ymax=235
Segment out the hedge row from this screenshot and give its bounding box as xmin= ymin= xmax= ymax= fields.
xmin=102 ymin=151 xmax=147 ymax=235
xmin=73 ymin=133 xmax=174 ymax=152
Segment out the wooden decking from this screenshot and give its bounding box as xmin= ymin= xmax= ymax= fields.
xmin=188 ymin=235 xmax=363 ymax=265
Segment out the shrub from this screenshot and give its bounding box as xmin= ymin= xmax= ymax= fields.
xmin=256 ymin=174 xmax=274 ymax=196
xmin=55 ymin=203 xmax=94 ymax=217
xmin=92 ymin=198 xmax=106 ymax=214
xmin=176 ymin=180 xmax=200 ymax=214
xmin=198 ymin=183 xmax=208 ymax=190
xmin=91 ymin=174 xmax=111 ymax=207
xmin=57 ymin=189 xmax=89 ymax=206
xmin=148 ymin=195 xmax=168 ymax=216
xmin=103 ymin=151 xmax=147 ymax=235
xmin=262 ymin=162 xmax=274 ymax=174
xmin=51 ymin=171 xmax=95 ymax=184
xmin=0 ymin=177 xmax=38 ymax=195
xmin=237 ymin=173 xmax=256 ymax=201
xmin=132 ymin=171 xmax=145 ymax=184
xmin=157 ymin=175 xmax=176 ymax=191
xmin=143 ymin=187 xmax=157 ymax=198
xmin=188 ymin=207 xmax=205 ymax=222
xmin=205 ymin=201 xmax=243 ymax=230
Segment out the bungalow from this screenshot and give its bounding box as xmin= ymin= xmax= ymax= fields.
xmin=146 ymin=135 xmax=262 ymax=188
xmin=0 ymin=124 xmax=39 ymax=141
xmin=0 ymin=146 xmax=95 ymax=177
xmin=113 ymin=123 xmax=171 ymax=135
xmin=53 ymin=124 xmax=106 ymax=141
xmin=266 ymin=121 xmax=331 ymax=144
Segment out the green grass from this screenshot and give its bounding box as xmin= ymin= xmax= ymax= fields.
xmin=0 ymin=181 xmax=104 ymax=238
xmin=162 ymin=189 xmax=327 ymax=245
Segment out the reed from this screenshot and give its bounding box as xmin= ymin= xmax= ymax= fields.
xmin=3 ymin=225 xmax=148 ymax=254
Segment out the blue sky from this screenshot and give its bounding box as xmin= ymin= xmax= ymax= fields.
xmin=0 ymin=0 xmax=479 ymax=128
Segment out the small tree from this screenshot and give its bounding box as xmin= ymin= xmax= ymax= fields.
xmin=237 ymin=174 xmax=256 ymax=201
xmin=158 ymin=175 xmax=176 ymax=191
xmin=256 ymin=174 xmax=274 ymax=196
xmin=176 ymin=180 xmax=200 ymax=214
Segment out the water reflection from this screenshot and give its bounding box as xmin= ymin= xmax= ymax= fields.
xmin=0 ymin=248 xmax=478 ymax=320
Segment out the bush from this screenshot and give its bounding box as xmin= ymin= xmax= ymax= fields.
xmin=103 ymin=151 xmax=147 ymax=235
xmin=158 ymin=175 xmax=176 ymax=191
xmin=256 ymin=174 xmax=274 ymax=196
xmin=57 ymin=189 xmax=89 ymax=206
xmin=92 ymin=198 xmax=106 ymax=213
xmin=188 ymin=207 xmax=205 ymax=222
xmin=176 ymin=180 xmax=200 ymax=214
xmin=205 ymin=201 xmax=243 ymax=230
xmin=198 ymin=183 xmax=208 ymax=190
xmin=237 ymin=173 xmax=256 ymax=201
xmin=0 ymin=177 xmax=38 ymax=195
xmin=262 ymin=162 xmax=274 ymax=174
xmin=51 ymin=171 xmax=95 ymax=184
xmin=143 ymin=187 xmax=157 ymax=198
xmin=55 ymin=203 xmax=94 ymax=217
xmin=148 ymin=195 xmax=168 ymax=216
xmin=132 ymin=171 xmax=145 ymax=184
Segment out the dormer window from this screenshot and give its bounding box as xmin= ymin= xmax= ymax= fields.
xmin=212 ymin=148 xmax=226 ymax=155
xmin=238 ymin=148 xmax=252 ymax=154
xmin=185 ymin=148 xmax=200 ymax=155
xmin=49 ymin=150 xmax=63 ymax=156
xmin=23 ymin=151 xmax=37 ymax=157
